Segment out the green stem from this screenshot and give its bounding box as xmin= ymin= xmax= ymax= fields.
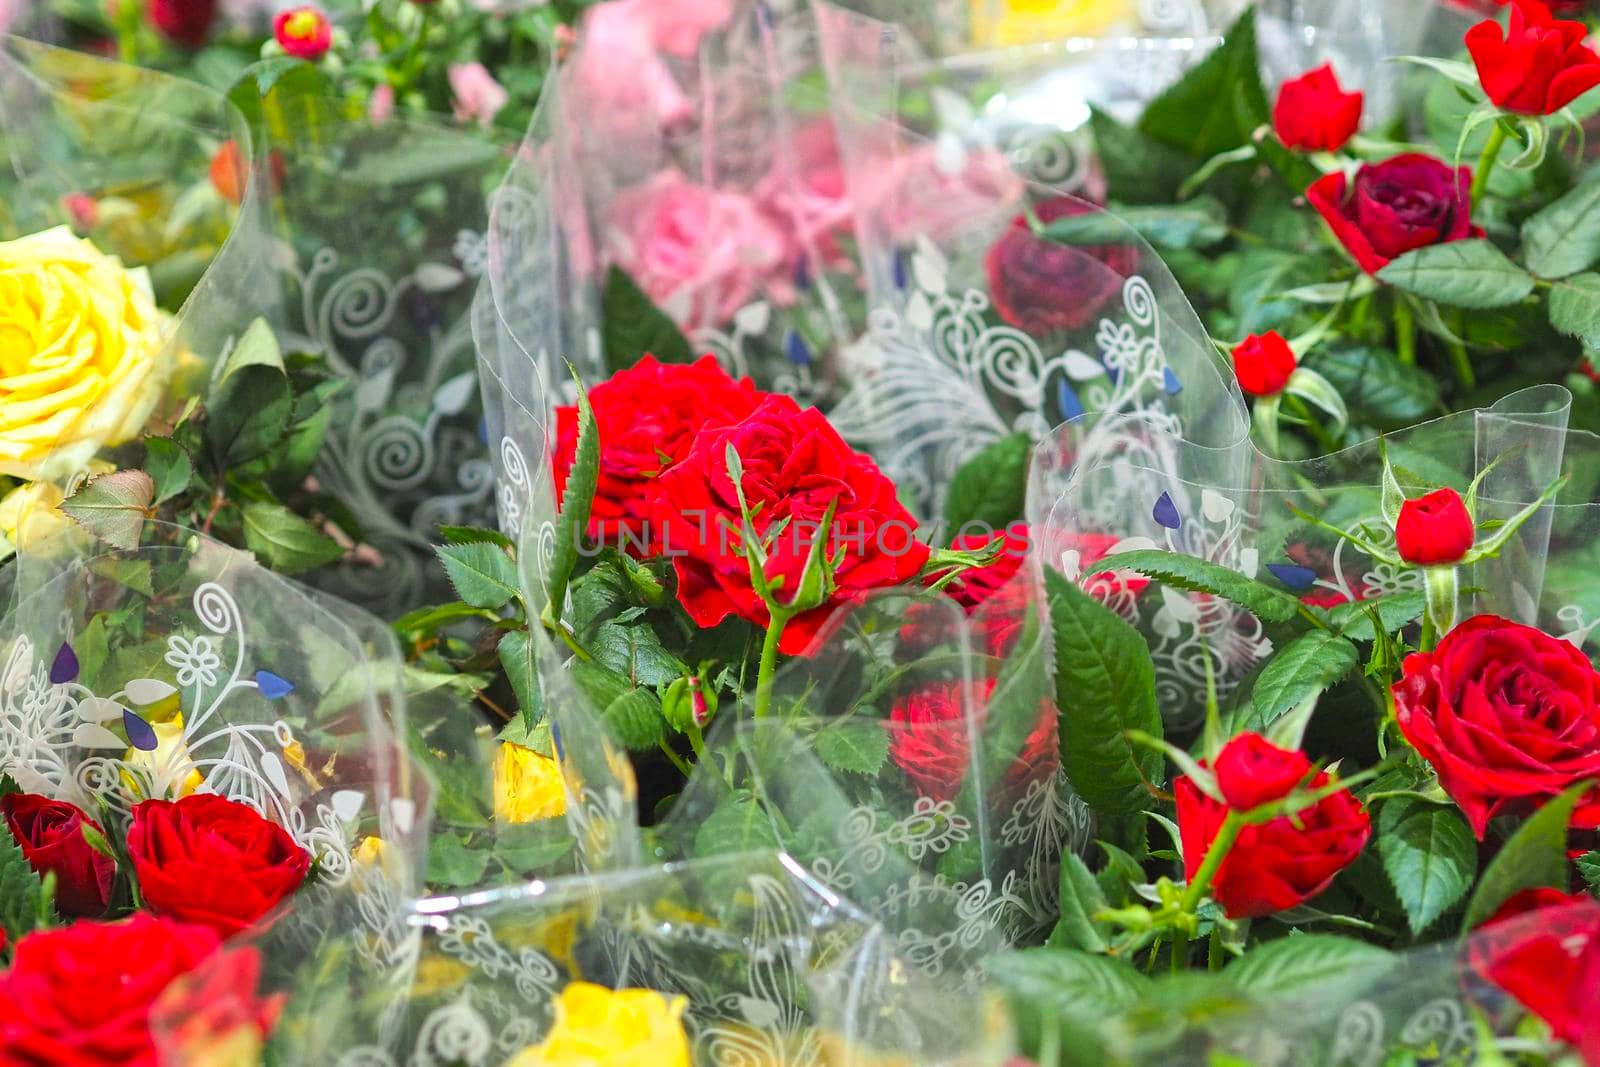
xmin=657 ymin=740 xmax=693 ymax=778
xmin=396 ymin=6 xmax=435 ymax=92
xmin=1283 ymin=394 xmax=1340 ymax=454
xmin=1470 ymin=121 xmax=1509 ymax=209
xmin=1446 ymin=329 xmax=1477 ymax=392
xmin=1171 ymin=928 xmax=1189 ymax=973
xmin=1180 ymin=811 xmax=1244 ymax=913
xmin=1208 ymin=927 xmax=1224 ymax=972
xmin=753 ymin=613 xmax=789 ymax=718
xmin=1394 ymin=297 xmax=1416 ymax=367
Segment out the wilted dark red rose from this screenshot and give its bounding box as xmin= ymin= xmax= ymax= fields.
xmin=146 ymin=0 xmax=216 ymax=47
xmin=1231 ymin=331 xmax=1297 ymax=397
xmin=1 ymin=793 xmax=114 ymax=918
xmin=1307 ymin=154 xmax=1476 ymax=274
xmin=653 ymin=394 xmax=929 ymax=655
xmin=1394 ymin=486 xmax=1475 ymax=565
xmin=1467 ymin=0 xmax=1600 ymax=116
xmin=554 ymin=355 xmax=763 ymax=552
xmin=1176 ymin=762 xmax=1370 ymax=918
xmin=1273 ymin=64 xmax=1363 ymax=152
xmin=1472 ymin=889 xmax=1600 ymax=1055
xmin=128 ymin=794 xmax=311 ymax=938
xmin=1394 ymin=614 xmax=1600 ymax=839
xmin=1211 ymin=733 xmax=1313 ymax=812
xmin=0 ymin=913 xmax=272 ymax=1067
xmin=888 ymin=678 xmax=1055 ymax=801
xmin=984 ymin=197 xmax=1138 ymax=336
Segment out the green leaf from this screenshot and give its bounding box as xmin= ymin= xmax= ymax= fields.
xmin=1523 ymin=178 xmax=1600 ymax=279
xmin=493 ymin=826 xmax=573 ymax=875
xmin=0 ymin=826 xmax=44 ymax=942
xmin=1089 ymin=106 xmax=1197 ymax=205
xmin=601 ymin=265 xmax=694 ymax=373
xmin=812 ymin=720 xmax=890 ymax=776
xmin=1046 ymin=852 xmax=1110 ymax=953
xmin=694 ymin=793 xmax=779 ymax=858
xmin=1224 ymin=935 xmax=1396 ymax=999
xmin=1138 ymin=9 xmax=1270 ymax=160
xmin=439 ymin=525 xmax=515 ymax=549
xmin=1040 ymin=197 xmax=1228 ymax=250
xmin=425 ymin=832 xmax=492 ymax=888
xmin=545 ymin=372 xmax=598 ymax=626
xmin=1378 ymin=800 xmax=1477 ymax=935
xmin=1462 ymin=781 xmax=1590 ymax=931
xmin=1549 ymin=273 xmax=1600 ymax=346
xmin=142 ymin=437 xmax=194 ymax=505
xmin=497 ymin=629 xmax=541 ymax=731
xmin=600 ymin=688 xmax=665 ymax=752
xmin=89 ymin=557 xmax=154 ymax=598
xmin=1096 ymin=549 xmax=1304 ymax=624
xmin=436 ymin=542 xmax=521 ymax=610
xmin=944 ymin=432 xmax=1032 ymax=534
xmin=1046 ymin=568 xmax=1164 ymax=817
xmin=215 ymin=318 xmax=285 ymax=386
xmin=1376 ymin=240 xmax=1536 ymax=310
xmin=241 ymin=501 xmax=344 ymax=575
xmin=1578 ymin=850 xmax=1600 ymax=894
xmin=206 ymin=364 xmax=292 ymax=466
xmin=590 ymin=621 xmax=688 ymax=687
xmin=1248 ymin=631 xmax=1360 ymax=727
xmin=1305 ymin=346 xmax=1441 ymax=428
xmin=985 ymin=948 xmax=1150 ymax=1028
xmin=1326 ymin=590 xmax=1425 ymax=641
xmin=60 ymin=470 xmax=154 ymax=550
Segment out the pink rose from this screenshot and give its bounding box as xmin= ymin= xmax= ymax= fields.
xmin=368 ymin=83 xmax=395 ymax=126
xmin=758 ymin=120 xmax=855 ymax=268
xmin=573 ymin=3 xmax=694 ymax=134
xmin=449 ymin=62 xmax=508 ymax=127
xmin=866 ymin=145 xmax=1024 ymax=246
xmin=619 ymin=0 xmax=734 ymax=56
xmin=606 ymin=170 xmax=790 ymax=328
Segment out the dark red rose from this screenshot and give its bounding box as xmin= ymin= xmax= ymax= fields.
xmin=1177 ymin=763 xmax=1370 ymax=919
xmin=0 ymin=913 xmax=271 ymax=1067
xmin=555 ymin=355 xmax=762 ymax=552
xmin=1467 ymin=0 xmax=1600 ymax=116
xmin=1307 ymin=154 xmax=1477 ymax=274
xmin=1472 ymin=889 xmax=1600 ymax=1055
xmin=653 ymin=393 xmax=930 ymax=655
xmin=887 ymin=678 xmax=1055 ymax=801
xmin=1395 ymin=486 xmax=1475 ymax=565
xmin=1211 ymin=733 xmax=1313 ymax=812
xmin=1 ymin=794 xmax=114 ymax=918
xmin=1273 ymin=64 xmax=1363 ymax=152
xmin=984 ymin=197 xmax=1139 ymax=336
xmin=1394 ymin=614 xmax=1600 ymax=839
xmin=1231 ymin=331 xmax=1297 ymax=397
xmin=128 ymin=794 xmax=311 ymax=938
xmin=146 ymin=0 xmax=216 ymax=47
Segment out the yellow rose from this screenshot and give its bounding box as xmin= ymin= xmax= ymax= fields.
xmin=0 ymin=480 xmax=68 ymax=561
xmin=494 ymin=741 xmax=568 ymax=824
xmin=969 ymin=0 xmax=1136 ymax=46
xmin=0 ymin=226 xmax=173 ymax=481
xmin=503 ymin=983 xmax=690 ymax=1067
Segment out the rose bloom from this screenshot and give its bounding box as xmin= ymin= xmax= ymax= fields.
xmin=209 ymin=140 xmax=287 ymax=207
xmin=504 ymin=983 xmax=690 ymax=1067
xmin=1394 ymin=486 xmax=1475 ymax=565
xmin=149 ymin=945 xmax=284 ymax=1067
xmin=571 ymin=5 xmax=694 ymax=135
xmin=1273 ymin=64 xmax=1363 ymax=152
xmin=494 ymin=741 xmax=567 ymax=824
xmin=1307 ymin=154 xmax=1477 ymax=274
xmin=868 ymin=145 xmax=1024 ymax=247
xmin=888 ymin=678 xmax=1056 ymax=802
xmin=1176 ymin=758 xmax=1370 ymax=919
xmin=1394 ymin=614 xmax=1600 ymax=839
xmin=1232 ymin=331 xmax=1296 ymax=397
xmin=985 ymin=196 xmax=1139 ymax=336
xmin=0 ymin=913 xmax=275 ymax=1067
xmin=273 ymin=5 xmax=332 ymax=61
xmin=1 ymin=227 xmax=173 ymax=481
xmin=552 ymin=355 xmax=762 ymax=551
xmin=605 ymin=170 xmax=791 ymax=329
xmin=1211 ymin=732 xmax=1314 ymax=812
xmin=448 ymin=61 xmax=509 ymax=127
xmin=147 ymin=0 xmax=216 ymax=47
xmin=1466 ymin=0 xmax=1600 ymax=116
xmin=128 ymin=793 xmax=311 ymax=937
xmin=1 ymin=793 xmax=115 ymax=917
xmin=1472 ymin=888 xmax=1600 ymax=1056
xmin=653 ymin=394 xmax=930 ymax=655
xmin=756 ymin=120 xmax=855 ymax=271
xmin=0 ymin=480 xmax=70 ymax=561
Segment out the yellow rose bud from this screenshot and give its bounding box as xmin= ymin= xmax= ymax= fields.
xmin=1 ymin=227 xmax=174 ymax=481
xmin=494 ymin=741 xmax=567 ymax=824
xmin=0 ymin=480 xmax=69 ymax=561
xmin=503 ymin=983 xmax=690 ymax=1067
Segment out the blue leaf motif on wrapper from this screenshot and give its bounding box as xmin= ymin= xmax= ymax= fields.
xmin=785 ymin=330 xmax=811 ymax=366
xmin=50 ymin=643 xmax=79 ymax=685
xmin=1153 ymin=491 xmax=1182 ymax=530
xmin=1056 ymin=379 xmax=1086 ymax=422
xmin=256 ymin=670 xmax=296 ymax=700
xmin=1164 ymin=366 xmax=1183 ymax=396
xmin=1266 ymin=562 xmax=1319 ymax=591
xmin=123 ymin=709 xmax=158 ymax=752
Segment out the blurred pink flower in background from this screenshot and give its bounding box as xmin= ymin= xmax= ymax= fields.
xmin=868 ymin=145 xmax=1024 ymax=246
xmin=0 ymin=0 xmax=16 ymax=34
xmin=623 ymin=0 xmax=735 ymax=56
xmin=758 ymin=120 xmax=856 ymax=270
xmin=449 ymin=61 xmax=508 ymax=126
xmin=368 ymin=82 xmax=395 ymax=126
xmin=573 ymin=2 xmax=695 ymax=132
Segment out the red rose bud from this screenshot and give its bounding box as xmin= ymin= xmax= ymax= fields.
xmin=1467 ymin=0 xmax=1600 ymax=116
xmin=984 ymin=197 xmax=1139 ymax=336
xmin=1273 ymin=64 xmax=1363 ymax=152
xmin=888 ymin=679 xmax=1056 ymax=802
xmin=274 ymin=5 xmax=333 ymax=61
xmin=1211 ymin=733 xmax=1313 ymax=812
xmin=1395 ymin=486 xmax=1474 ymax=565
xmin=128 ymin=794 xmax=311 ymax=938
xmin=61 ymin=193 xmax=98 ymax=233
xmin=1471 ymin=889 xmax=1600 ymax=1052
xmin=1177 ymin=765 xmax=1370 ymax=919
xmin=1 ymin=794 xmax=115 ymax=917
xmin=1231 ymin=331 xmax=1297 ymax=397
xmin=1394 ymin=614 xmax=1600 ymax=838
xmin=147 ymin=0 xmax=216 ymax=48
xmin=1307 ymin=154 xmax=1476 ymax=274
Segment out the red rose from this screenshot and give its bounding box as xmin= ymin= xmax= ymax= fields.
xmin=653 ymin=394 xmax=930 ymax=655
xmin=554 ymin=355 xmax=762 ymax=552
xmin=146 ymin=0 xmax=216 ymax=47
xmin=1211 ymin=733 xmax=1313 ymax=812
xmin=1394 ymin=614 xmax=1600 ymax=839
xmin=0 ymin=913 xmax=271 ymax=1067
xmin=945 ymin=524 xmax=1029 ymax=613
xmin=1472 ymin=889 xmax=1600 ymax=1054
xmin=1273 ymin=64 xmax=1363 ymax=152
xmin=1231 ymin=331 xmax=1297 ymax=397
xmin=888 ymin=679 xmax=1055 ymax=801
xmin=1307 ymin=154 xmax=1477 ymax=274
xmin=1176 ymin=763 xmax=1370 ymax=918
xmin=1394 ymin=486 xmax=1475 ymax=565
xmin=1 ymin=794 xmax=114 ymax=918
xmin=128 ymin=794 xmax=311 ymax=938
xmin=274 ymin=6 xmax=333 ymax=61
xmin=1467 ymin=0 xmax=1600 ymax=116
xmin=984 ymin=197 xmax=1139 ymax=336
xmin=149 ymin=940 xmax=285 ymax=1065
